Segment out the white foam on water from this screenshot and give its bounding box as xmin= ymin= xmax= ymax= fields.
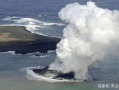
xmin=42 ymin=22 xmax=65 ymax=26
xmin=47 ymin=50 xmax=56 ymax=53
xmin=2 ymin=16 xmax=65 ymax=35
xmin=39 ymin=55 xmax=48 ymax=58
xmin=38 ymin=15 xmax=42 ymax=17
xmin=0 ymin=51 xmax=16 ymax=55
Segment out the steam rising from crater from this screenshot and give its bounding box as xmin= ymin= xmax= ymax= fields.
xmin=50 ymin=1 xmax=119 ymax=80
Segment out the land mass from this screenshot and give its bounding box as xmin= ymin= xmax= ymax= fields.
xmin=32 ymin=66 xmax=75 ymax=80
xmin=0 ymin=26 xmax=60 ymax=54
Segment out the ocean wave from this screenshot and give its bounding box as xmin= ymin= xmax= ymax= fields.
xmin=47 ymin=50 xmax=56 ymax=53
xmin=42 ymin=22 xmax=65 ymax=26
xmin=0 ymin=51 xmax=16 ymax=55
xmin=2 ymin=16 xmax=65 ymax=36
xmin=38 ymin=15 xmax=42 ymax=17
xmin=38 ymin=14 xmax=47 ymax=17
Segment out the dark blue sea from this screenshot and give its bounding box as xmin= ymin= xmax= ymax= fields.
xmin=0 ymin=0 xmax=119 ymax=90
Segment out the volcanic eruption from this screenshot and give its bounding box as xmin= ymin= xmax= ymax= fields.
xmin=49 ymin=1 xmax=119 ymax=81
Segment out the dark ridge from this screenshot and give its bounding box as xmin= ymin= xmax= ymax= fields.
xmin=0 ymin=26 xmax=61 ymax=54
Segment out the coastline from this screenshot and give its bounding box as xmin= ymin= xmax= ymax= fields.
xmin=0 ymin=26 xmax=60 ymax=54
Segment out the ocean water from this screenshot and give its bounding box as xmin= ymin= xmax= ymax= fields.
xmin=0 ymin=0 xmax=119 ymax=90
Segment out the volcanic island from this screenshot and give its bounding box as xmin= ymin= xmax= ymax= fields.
xmin=0 ymin=26 xmax=60 ymax=54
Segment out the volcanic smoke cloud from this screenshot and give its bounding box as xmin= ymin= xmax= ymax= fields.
xmin=50 ymin=1 xmax=119 ymax=80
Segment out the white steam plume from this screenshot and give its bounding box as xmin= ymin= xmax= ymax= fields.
xmin=49 ymin=1 xmax=119 ymax=80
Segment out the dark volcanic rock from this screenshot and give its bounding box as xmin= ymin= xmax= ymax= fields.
xmin=0 ymin=26 xmax=61 ymax=54
xmin=0 ymin=40 xmax=59 ymax=54
xmin=32 ymin=66 xmax=56 ymax=75
xmin=54 ymin=72 xmax=75 ymax=79
xmin=32 ymin=66 xmax=75 ymax=80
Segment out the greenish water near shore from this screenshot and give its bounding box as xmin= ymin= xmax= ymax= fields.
xmin=0 ymin=75 xmax=98 ymax=90
xmin=0 ymin=50 xmax=118 ymax=90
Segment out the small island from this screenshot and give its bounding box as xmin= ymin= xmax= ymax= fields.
xmin=0 ymin=26 xmax=60 ymax=54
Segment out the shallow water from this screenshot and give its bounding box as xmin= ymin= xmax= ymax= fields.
xmin=0 ymin=52 xmax=97 ymax=90
xmin=0 ymin=75 xmax=98 ymax=90
xmin=0 ymin=52 xmax=119 ymax=90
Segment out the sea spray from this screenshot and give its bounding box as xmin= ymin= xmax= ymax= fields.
xmin=49 ymin=1 xmax=119 ymax=81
